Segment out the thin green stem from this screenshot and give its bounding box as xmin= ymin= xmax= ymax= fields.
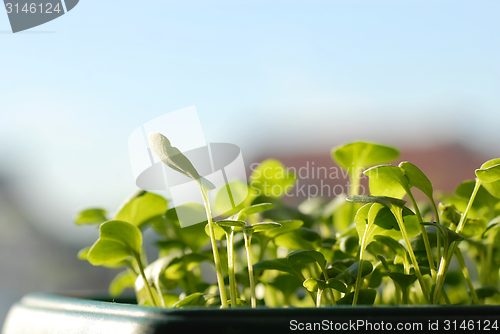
xmin=319 ymin=265 xmax=336 ymax=306
xmin=484 ymin=230 xmax=498 ymax=286
xmin=244 ymin=230 xmax=257 ymax=308
xmin=226 ymin=230 xmax=238 ymax=307
xmin=455 ymin=247 xmax=479 ymax=305
xmin=135 ymin=254 xmax=157 ymax=307
xmin=316 ymin=289 xmax=323 ymax=308
xmin=407 ymin=191 xmax=436 ymax=281
xmin=391 ymin=206 xmax=430 ymax=303
xmin=401 ymin=285 xmax=409 ymax=305
xmin=430 ymin=198 xmax=442 ymax=270
xmin=199 ymin=185 xmax=228 ymax=308
xmin=353 ymin=222 xmax=370 ymax=306
xmin=433 ymin=179 xmax=481 ymax=304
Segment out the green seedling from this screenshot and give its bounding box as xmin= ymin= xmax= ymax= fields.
xmin=243 ymin=222 xmax=281 ymax=307
xmin=148 ymin=132 xmax=228 ymax=308
xmin=74 ymin=136 xmax=500 ymax=309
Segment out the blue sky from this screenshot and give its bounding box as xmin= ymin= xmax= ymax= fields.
xmin=0 ymin=0 xmax=499 ymax=244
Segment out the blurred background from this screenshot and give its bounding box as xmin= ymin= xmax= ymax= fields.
xmin=1 ymin=0 xmax=499 ymax=325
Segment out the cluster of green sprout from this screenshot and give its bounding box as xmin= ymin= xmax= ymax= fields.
xmin=75 ymin=133 xmax=500 ymax=308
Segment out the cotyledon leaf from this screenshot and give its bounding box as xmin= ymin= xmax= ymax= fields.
xmin=87 ymin=220 xmax=142 ymax=266
xmin=476 ymin=159 xmax=500 ymax=199
xmin=364 ymin=165 xmax=408 ymax=199
xmin=332 ymin=142 xmax=400 ymax=172
xmin=287 ymin=250 xmax=326 ymax=271
xmin=237 ymin=203 xmax=275 ymax=221
xmin=148 ymin=132 xmax=215 ymax=191
xmin=74 ymin=208 xmax=107 ymax=225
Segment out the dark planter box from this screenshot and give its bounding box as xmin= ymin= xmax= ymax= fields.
xmin=3 ymin=293 xmax=500 ymax=334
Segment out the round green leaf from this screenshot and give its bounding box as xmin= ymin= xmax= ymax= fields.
xmin=77 ymin=246 xmax=90 ymax=260
xmin=287 ymin=250 xmax=326 ymax=270
xmin=205 ymin=223 xmax=226 ymax=240
xmin=476 ymin=161 xmax=500 ymax=183
xmin=109 ymin=270 xmax=137 ymax=298
xmin=455 ymin=180 xmax=498 ymax=210
xmin=364 ymin=165 xmax=408 ymax=199
xmin=274 ymin=227 xmax=322 ymax=250
xmin=173 ymin=293 xmax=214 ymax=308
xmin=303 ymin=278 xmax=320 ymax=292
xmin=88 ymin=239 xmax=134 ymax=266
xmin=115 ymin=191 xmax=168 ymax=228
xmin=344 ymin=260 xmax=373 ymax=285
xmin=326 ymin=278 xmax=347 ymax=293
xmin=421 ymin=222 xmax=464 ymax=245
xmin=246 ymin=222 xmax=281 ymax=233
xmin=332 ymin=142 xmax=399 ymax=172
xmin=74 ymin=208 xmax=107 ymax=225
xmin=249 ymin=159 xmax=296 ymax=198
xmin=347 ymin=195 xmax=407 ymax=209
xmin=215 ymin=219 xmax=246 ymax=234
xmin=88 ymin=220 xmax=143 ymax=266
xmin=388 ymin=272 xmax=417 ymax=290
xmin=399 ymin=161 xmax=434 ymax=199
xmin=477 ymin=159 xmax=500 ymax=199
xmin=253 ymin=258 xmax=302 ymax=277
xmin=265 ymin=220 xmax=303 ymax=239
xmin=374 ymin=235 xmax=408 ymax=259
xmin=237 ymin=203 xmax=275 ymax=221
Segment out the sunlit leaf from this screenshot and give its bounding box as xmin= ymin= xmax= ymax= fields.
xmin=269 ymin=274 xmax=304 ymax=298
xmin=399 ymin=162 xmax=433 ymax=199
xmin=109 ymin=270 xmax=136 ymax=297
xmin=205 ymin=222 xmax=226 ymax=240
xmin=249 ymin=159 xmax=296 ymax=198
xmin=274 ymin=227 xmax=322 ymax=251
xmin=374 ymin=235 xmax=407 ymax=259
xmin=164 ymin=253 xmax=210 ymax=280
xmin=265 ymin=220 xmax=303 ymax=239
xmin=344 ymin=260 xmax=373 ymax=285
xmin=115 ymin=191 xmax=168 ymax=228
xmin=347 ymin=195 xmax=406 ymax=209
xmin=476 ymin=159 xmax=500 ymax=199
xmin=332 ymin=142 xmax=399 ymax=172
xmin=287 ymin=250 xmax=326 ymax=271
xmin=237 ymin=203 xmax=275 ymax=221
xmin=74 ymin=208 xmax=107 ymax=225
xmin=88 ymin=220 xmax=142 ymax=266
xmin=326 ymin=278 xmax=347 ymax=293
xmin=388 ymin=272 xmax=417 ymax=290
xmin=439 ymin=203 xmax=462 ymax=225
xmin=364 ymin=165 xmax=408 ymax=199
xmin=77 ymin=246 xmax=90 ymax=260
xmin=215 ymin=219 xmax=246 ymax=234
xmin=455 ymin=180 xmax=499 ymax=210
xmin=421 ymin=222 xmax=464 ymax=245
xmin=303 ymin=278 xmax=320 ymax=292
xmin=253 ymin=258 xmax=302 ymax=277
xmin=482 ymin=216 xmax=500 ymax=239
xmin=173 ymin=293 xmax=216 ymax=308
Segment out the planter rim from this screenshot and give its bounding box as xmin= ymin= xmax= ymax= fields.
xmin=16 ymin=292 xmax=500 ymax=317
xmin=5 ymin=293 xmax=500 ymax=334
